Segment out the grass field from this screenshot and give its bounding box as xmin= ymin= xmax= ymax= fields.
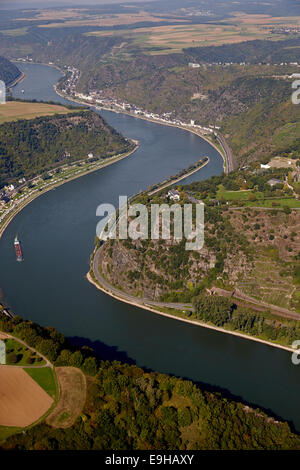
xmin=217 ymin=185 xmax=300 ymax=208
xmin=5 ymin=338 xmax=45 ymax=366
xmin=244 ymin=198 xmax=300 ymax=208
xmin=25 ymin=367 xmax=57 ymax=399
xmin=0 ymin=426 xmax=21 ymax=442
xmin=0 ymin=101 xmax=76 ymax=124
xmin=46 ymin=367 xmax=86 ymax=428
xmin=217 ymin=186 xmax=259 ymax=200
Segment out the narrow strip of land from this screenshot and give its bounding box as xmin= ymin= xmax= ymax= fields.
xmin=148 ymin=157 xmax=210 ymax=196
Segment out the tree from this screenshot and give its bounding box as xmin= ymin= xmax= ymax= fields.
xmin=82 ymin=357 xmax=98 ymax=376
xmin=70 ymin=350 xmax=83 ymax=367
xmin=7 ymin=352 xmax=18 ymax=364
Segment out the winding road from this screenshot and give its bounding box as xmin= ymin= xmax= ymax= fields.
xmin=91 ymin=245 xmax=300 ymax=322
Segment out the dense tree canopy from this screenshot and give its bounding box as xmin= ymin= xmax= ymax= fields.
xmin=0 ymin=313 xmax=300 ymax=450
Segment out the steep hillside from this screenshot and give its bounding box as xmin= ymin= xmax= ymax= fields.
xmin=98 ymin=169 xmax=300 ymax=313
xmin=0 ymin=108 xmax=132 ymax=188
xmin=0 ymin=56 xmax=21 ymax=85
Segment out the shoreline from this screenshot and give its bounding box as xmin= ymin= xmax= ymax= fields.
xmin=148 ymin=157 xmax=210 ymax=195
xmin=13 ymin=59 xmax=230 ymax=172
xmin=0 ymin=143 xmax=139 ymax=240
xmin=7 ymin=61 xmax=287 ymax=355
xmin=86 ymin=270 xmax=294 ymax=355
xmin=7 ymin=70 xmax=26 ymax=89
xmin=54 ymin=88 xmax=228 ymax=173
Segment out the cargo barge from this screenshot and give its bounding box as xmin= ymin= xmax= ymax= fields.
xmin=14 ymin=236 xmax=23 ymax=262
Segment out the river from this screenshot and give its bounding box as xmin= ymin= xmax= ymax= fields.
xmin=1 ymin=62 xmax=300 ymax=431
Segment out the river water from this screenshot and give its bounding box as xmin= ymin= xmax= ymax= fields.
xmin=1 ymin=62 xmax=299 ymax=430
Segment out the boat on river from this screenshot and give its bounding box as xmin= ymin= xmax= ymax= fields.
xmin=14 ymin=236 xmax=23 ymax=262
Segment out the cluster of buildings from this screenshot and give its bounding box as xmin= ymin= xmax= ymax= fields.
xmin=0 ymin=178 xmax=27 ymax=208
xmin=269 ymin=27 xmax=300 ymax=35
xmin=189 ymin=61 xmax=300 ymax=68
xmin=167 ymin=189 xmax=181 ymax=201
xmin=58 ymin=66 xmax=80 ymax=96
xmin=68 ymin=88 xmax=219 ymax=135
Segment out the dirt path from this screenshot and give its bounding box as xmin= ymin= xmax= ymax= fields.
xmin=0 ymin=332 xmax=52 ymax=368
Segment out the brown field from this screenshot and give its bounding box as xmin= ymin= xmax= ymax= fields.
xmin=46 ymin=367 xmax=86 ymax=428
xmin=0 ymin=366 xmax=53 ymax=427
xmin=268 ymin=156 xmax=298 ymax=169
xmin=17 ymin=8 xmax=90 ymax=21
xmin=231 ymin=12 xmax=300 ymax=26
xmin=37 ymin=11 xmax=182 ymax=29
xmin=0 ymin=101 xmax=75 ymax=124
xmin=84 ymin=12 xmax=300 ymax=53
xmin=87 ymin=20 xmax=299 ymax=54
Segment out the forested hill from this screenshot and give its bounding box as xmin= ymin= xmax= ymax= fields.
xmin=0 ymin=109 xmax=131 ymax=189
xmin=0 ymin=56 xmax=21 ymax=85
xmin=1 ymin=312 xmax=300 ymax=450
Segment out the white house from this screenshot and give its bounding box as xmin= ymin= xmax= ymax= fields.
xmin=167 ymin=189 xmax=180 ymax=201
xmin=260 ymin=164 xmax=270 ymax=169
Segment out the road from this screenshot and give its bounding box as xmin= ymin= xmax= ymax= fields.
xmin=92 ymin=246 xmax=300 ymax=322
xmin=215 ymin=131 xmax=236 ymax=173
xmin=92 ymin=248 xmax=192 ymax=312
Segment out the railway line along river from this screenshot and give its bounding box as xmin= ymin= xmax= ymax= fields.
xmin=1 ymin=62 xmax=300 ymax=431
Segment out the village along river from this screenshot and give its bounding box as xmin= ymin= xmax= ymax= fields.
xmin=0 ymin=62 xmax=300 ymax=431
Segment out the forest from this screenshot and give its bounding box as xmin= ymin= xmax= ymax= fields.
xmin=192 ymin=295 xmax=300 ymax=346
xmin=0 ymin=56 xmax=21 ymax=86
xmin=0 ymin=109 xmax=132 ymax=189
xmin=0 ymin=312 xmax=300 ymax=450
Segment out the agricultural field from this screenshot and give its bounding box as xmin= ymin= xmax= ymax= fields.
xmin=21 ymin=8 xmax=172 ymax=29
xmin=25 ymin=367 xmax=58 ymax=400
xmin=0 ymin=366 xmax=54 ymax=427
xmin=0 ymin=101 xmax=76 ymax=125
xmin=0 ymin=27 xmax=28 ymax=37
xmin=86 ymin=14 xmax=300 ymax=54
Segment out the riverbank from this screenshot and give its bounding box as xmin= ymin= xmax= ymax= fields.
xmin=148 ymin=157 xmax=210 ymax=195
xmin=87 ymin=252 xmax=295 ymax=355
xmin=54 ymin=86 xmax=230 ymax=173
xmin=7 ymin=70 xmax=26 ymax=90
xmin=86 ymin=271 xmax=294 ymax=354
xmin=12 ymin=58 xmax=231 ymax=172
xmin=0 ymin=142 xmax=139 ymax=240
